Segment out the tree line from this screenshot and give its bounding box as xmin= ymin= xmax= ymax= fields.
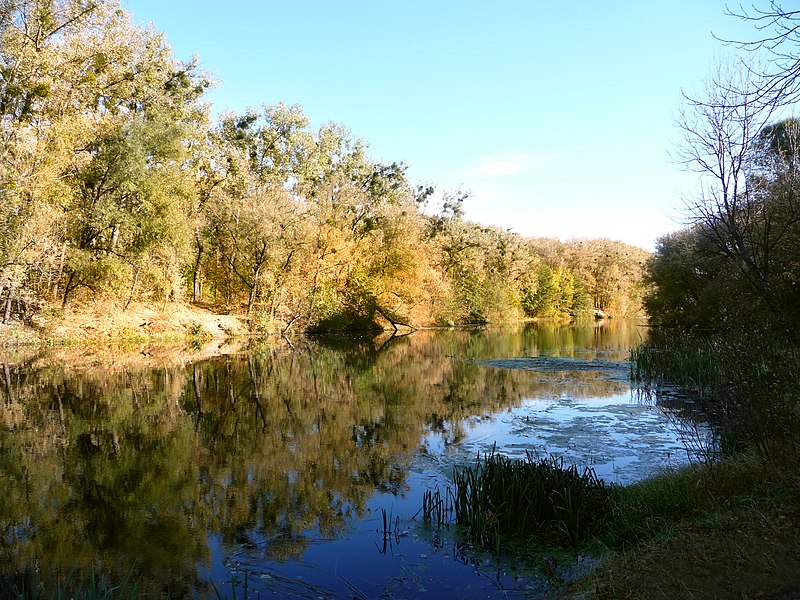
xmin=642 ymin=3 xmax=800 ymax=454
xmin=645 ymin=77 xmax=800 ymax=337
xmin=0 ymin=0 xmax=647 ymax=333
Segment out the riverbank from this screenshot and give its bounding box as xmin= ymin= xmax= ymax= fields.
xmin=571 ymin=327 xmax=800 ymax=598
xmin=0 ymin=300 xmax=251 ymax=347
xmin=0 ymin=300 xmax=623 ymax=349
xmin=564 ymin=451 xmax=800 ymax=599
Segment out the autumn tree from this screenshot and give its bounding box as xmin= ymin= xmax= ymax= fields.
xmin=0 ymin=0 xmax=210 ymax=309
xmin=201 ymin=106 xmax=310 ymax=317
xmin=0 ymin=1 xmax=649 ymax=331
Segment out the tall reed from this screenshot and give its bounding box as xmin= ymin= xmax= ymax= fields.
xmin=441 ymin=449 xmax=613 ymax=550
xmin=631 ymin=329 xmax=800 ymax=457
xmin=629 ymin=333 xmax=718 ymax=396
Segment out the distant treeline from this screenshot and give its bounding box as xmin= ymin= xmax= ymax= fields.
xmin=0 ymin=0 xmax=647 ymax=331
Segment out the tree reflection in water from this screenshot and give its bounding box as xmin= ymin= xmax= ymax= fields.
xmin=0 ymin=321 xmax=649 ymax=596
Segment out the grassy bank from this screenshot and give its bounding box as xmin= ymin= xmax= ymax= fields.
xmin=428 ymin=449 xmax=800 ymax=598
xmin=579 ymin=452 xmax=800 ymax=599
xmin=578 ymin=331 xmax=800 ymax=598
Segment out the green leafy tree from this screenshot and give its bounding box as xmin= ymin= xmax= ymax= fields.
xmin=0 ymin=0 xmax=210 ymax=308
xmin=644 ymin=227 xmax=726 ymax=327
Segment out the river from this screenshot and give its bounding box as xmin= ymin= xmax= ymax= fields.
xmin=0 ymin=320 xmax=705 ymax=598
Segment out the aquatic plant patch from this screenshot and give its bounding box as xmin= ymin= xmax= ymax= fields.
xmin=426 ymin=449 xmax=615 ymax=551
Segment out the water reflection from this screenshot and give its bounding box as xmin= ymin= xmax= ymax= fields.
xmin=0 ymin=320 xmax=686 ymax=596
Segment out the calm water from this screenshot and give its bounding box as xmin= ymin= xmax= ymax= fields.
xmin=0 ymin=321 xmax=703 ymax=598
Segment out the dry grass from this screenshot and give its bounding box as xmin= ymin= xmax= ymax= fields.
xmin=587 ymin=500 xmax=800 ymax=599
xmin=2 ymin=300 xmax=250 ymax=346
xmin=571 ymin=453 xmax=800 ymax=600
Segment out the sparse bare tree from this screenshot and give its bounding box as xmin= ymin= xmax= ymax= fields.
xmin=720 ymin=2 xmax=800 ymax=105
xmin=676 ymin=58 xmax=800 ymax=332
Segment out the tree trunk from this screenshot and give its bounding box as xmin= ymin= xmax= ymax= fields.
xmin=247 ymin=265 xmax=261 ymax=316
xmin=192 ymin=364 xmax=203 ymax=432
xmin=247 ymin=281 xmax=257 ymax=316
xmin=2 ymin=363 xmax=14 ymax=404
xmin=3 ymin=287 xmax=12 ymax=324
xmin=124 ymin=266 xmax=141 ymax=311
xmin=62 ymin=272 xmax=76 ymax=309
xmin=193 ymin=234 xmax=204 ymax=302
xmin=52 ymin=242 xmax=67 ymax=301
xmin=281 ymin=314 xmax=301 ymax=336
xmin=110 ymin=223 xmax=120 ymax=253
xmin=375 ymin=305 xmax=415 ymax=332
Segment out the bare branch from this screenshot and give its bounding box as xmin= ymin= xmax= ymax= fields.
xmin=714 ymin=3 xmax=800 ymax=105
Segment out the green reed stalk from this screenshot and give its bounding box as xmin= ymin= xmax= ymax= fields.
xmin=442 ymin=449 xmax=614 ymax=550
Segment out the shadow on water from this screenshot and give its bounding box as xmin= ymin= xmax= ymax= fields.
xmin=0 ymin=320 xmax=706 ymax=597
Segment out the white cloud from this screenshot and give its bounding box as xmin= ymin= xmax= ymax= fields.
xmin=466 ymin=152 xmax=561 ymax=178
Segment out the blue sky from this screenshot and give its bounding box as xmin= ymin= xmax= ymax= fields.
xmin=123 ymin=1 xmax=758 ymax=250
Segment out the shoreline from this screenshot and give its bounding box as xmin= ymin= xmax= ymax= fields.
xmin=0 ymin=300 xmax=252 ymax=348
xmin=0 ymin=300 xmax=634 ymax=350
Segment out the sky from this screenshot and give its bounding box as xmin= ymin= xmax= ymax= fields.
xmin=122 ymin=1 xmax=760 ymax=250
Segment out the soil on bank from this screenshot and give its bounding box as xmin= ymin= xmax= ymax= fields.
xmin=0 ymin=300 xmax=251 ymax=347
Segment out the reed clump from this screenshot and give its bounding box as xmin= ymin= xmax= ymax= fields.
xmin=422 ymin=486 xmax=454 ymax=528
xmin=429 ymin=449 xmax=614 ymax=551
xmin=629 ymin=333 xmax=718 ymax=396
xmin=630 ymin=329 xmax=800 ymax=457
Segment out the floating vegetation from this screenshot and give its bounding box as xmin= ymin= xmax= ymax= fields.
xmin=424 ymin=447 xmax=615 ymax=552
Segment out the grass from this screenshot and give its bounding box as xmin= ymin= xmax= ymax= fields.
xmin=6 ymin=567 xmax=140 ymax=600
xmin=424 ymin=448 xmax=614 ymax=552
xmin=420 ymin=443 xmax=800 ymax=598
xmin=593 ymin=453 xmax=776 ymax=549
xmin=588 ymin=504 xmax=800 ymax=599
xmin=424 ymin=447 xmax=791 ymax=554
xmin=591 ymin=328 xmax=800 ymax=597
xmin=422 ymin=486 xmax=454 ymax=528
xmin=629 ymin=333 xmax=718 ymax=396
xmin=577 ymin=451 xmax=800 ymax=599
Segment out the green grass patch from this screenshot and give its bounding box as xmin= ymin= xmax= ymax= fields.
xmin=425 ymin=449 xmax=614 ymax=551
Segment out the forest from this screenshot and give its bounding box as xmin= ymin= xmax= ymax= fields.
xmin=0 ymin=0 xmax=648 ymax=335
